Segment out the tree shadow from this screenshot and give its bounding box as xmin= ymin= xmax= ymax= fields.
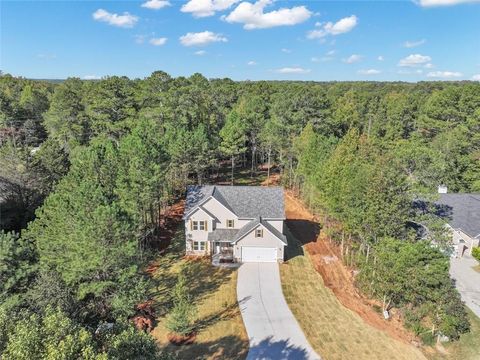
xmin=284 ymin=220 xmax=321 ymax=261
xmin=160 ymin=334 xmax=249 ymax=360
xmin=149 ymin=225 xmax=238 ymax=318
xmin=194 ymin=296 xmax=251 ymax=332
xmin=248 ymin=336 xmax=315 ymax=360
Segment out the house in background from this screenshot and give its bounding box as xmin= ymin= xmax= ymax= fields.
xmin=435 ymin=190 xmax=480 ymax=257
xmin=183 ymin=185 xmax=287 ymax=263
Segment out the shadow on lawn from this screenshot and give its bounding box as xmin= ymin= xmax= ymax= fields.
xmin=248 ymin=336 xmax=314 ymax=360
xmin=150 ymin=224 xmax=237 ymax=318
xmin=162 ymin=335 xmax=249 ymax=360
xmin=284 ymin=219 xmax=321 ymax=262
xmin=162 ymin=334 xmax=313 ymax=360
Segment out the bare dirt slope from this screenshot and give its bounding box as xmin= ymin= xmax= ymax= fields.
xmin=284 ymin=191 xmax=417 ymax=344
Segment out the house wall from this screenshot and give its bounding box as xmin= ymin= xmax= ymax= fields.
xmin=265 ymin=220 xmax=284 ymax=233
xmin=202 ymin=198 xmax=243 ymax=229
xmin=233 ymin=224 xmax=285 ymax=262
xmin=185 ymin=207 xmax=211 ymax=255
xmin=451 ymin=226 xmax=478 ymax=257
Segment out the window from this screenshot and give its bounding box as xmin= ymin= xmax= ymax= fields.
xmin=193 ymin=241 xmax=206 ymax=251
xmin=191 ymin=220 xmax=207 ymax=231
xmin=255 ymin=229 xmax=263 ymax=238
xmin=227 ymin=219 xmax=234 ymax=228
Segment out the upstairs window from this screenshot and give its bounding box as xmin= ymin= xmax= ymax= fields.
xmin=192 ymin=221 xmax=199 ymax=230
xmin=191 ymin=220 xmax=207 ymax=231
xmin=255 ymin=229 xmax=263 ymax=238
xmin=227 ymin=219 xmax=235 ymax=228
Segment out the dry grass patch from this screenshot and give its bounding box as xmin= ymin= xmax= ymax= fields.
xmin=280 ymin=228 xmax=427 ymax=360
xmin=150 ymin=227 xmax=248 ymax=360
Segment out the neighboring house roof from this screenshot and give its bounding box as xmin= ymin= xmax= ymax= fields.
xmin=184 ymin=185 xmax=285 ymax=219
xmin=435 ymin=194 xmax=480 ymax=238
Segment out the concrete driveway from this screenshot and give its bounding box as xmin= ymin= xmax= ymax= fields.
xmin=450 ymin=255 xmax=480 ymax=318
xmin=237 ymin=262 xmax=321 ymax=360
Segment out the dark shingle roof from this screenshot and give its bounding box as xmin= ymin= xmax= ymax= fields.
xmin=435 ymin=194 xmax=480 ymax=238
xmin=184 ymin=185 xmax=285 ymax=219
xmin=208 ymin=229 xmax=239 ymax=242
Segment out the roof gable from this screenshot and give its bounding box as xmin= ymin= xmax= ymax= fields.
xmin=232 ymin=218 xmax=287 ymax=245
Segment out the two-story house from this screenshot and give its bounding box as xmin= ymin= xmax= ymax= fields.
xmin=183 ymin=185 xmax=287 ymax=263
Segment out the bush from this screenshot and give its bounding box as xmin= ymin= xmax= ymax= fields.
xmin=472 ymin=247 xmax=480 ymax=262
xmin=166 ymin=273 xmax=195 ymax=336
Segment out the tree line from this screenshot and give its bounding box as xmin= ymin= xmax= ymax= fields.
xmin=1 ymin=72 xmax=479 ymax=355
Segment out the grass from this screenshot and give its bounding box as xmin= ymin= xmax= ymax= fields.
xmin=425 ymin=310 xmax=480 ymax=360
xmin=279 ymin=227 xmax=427 ymax=360
xmin=150 ymin=226 xmax=248 ymax=360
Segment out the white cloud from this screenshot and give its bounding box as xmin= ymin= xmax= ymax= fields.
xmin=426 ymin=71 xmax=463 ymax=78
xmin=377 ymin=55 xmax=384 ymax=61
xmin=181 ymin=0 xmax=239 ymax=17
xmin=398 ymin=69 xmax=424 ymax=75
xmin=358 ymin=69 xmax=381 ymax=75
xmin=149 ymin=37 xmax=168 ymax=46
xmin=179 ymin=31 xmax=228 ymax=46
xmin=472 ymin=74 xmax=480 ymax=81
xmin=92 ymin=9 xmax=139 ymax=28
xmin=195 ymin=50 xmax=207 ymax=55
xmin=275 ymin=67 xmax=311 ymax=74
xmin=311 ymin=56 xmax=333 ymax=62
xmin=141 ymin=0 xmax=171 ymax=10
xmin=281 ymin=48 xmax=292 ymax=53
xmin=343 ymin=54 xmax=362 ymax=64
xmin=83 ymin=75 xmax=101 ymax=80
xmin=424 ymin=63 xmax=434 ymax=68
xmin=398 ymin=54 xmax=431 ymax=67
xmin=247 ymin=60 xmax=257 ymax=65
xmin=403 ymin=39 xmax=426 ymax=48
xmin=307 ymin=15 xmax=357 ymax=39
xmin=416 ymin=0 xmax=479 ymax=7
xmin=224 ymin=0 xmax=312 ymax=30
xmin=326 ymin=50 xmax=336 ymax=56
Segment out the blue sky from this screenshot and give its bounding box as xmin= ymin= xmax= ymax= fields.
xmin=1 ymin=0 xmax=479 ymax=81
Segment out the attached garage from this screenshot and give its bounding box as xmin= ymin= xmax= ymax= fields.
xmin=241 ymin=246 xmax=277 ymax=262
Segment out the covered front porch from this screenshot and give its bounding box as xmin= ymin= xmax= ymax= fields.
xmin=208 ymin=229 xmax=238 ymax=265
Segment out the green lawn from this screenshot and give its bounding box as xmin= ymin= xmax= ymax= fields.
xmin=150 ymin=226 xmax=248 ymax=360
xmin=280 ymin=227 xmax=427 ymax=360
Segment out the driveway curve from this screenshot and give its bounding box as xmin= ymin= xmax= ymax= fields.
xmin=237 ymin=262 xmax=321 ymax=360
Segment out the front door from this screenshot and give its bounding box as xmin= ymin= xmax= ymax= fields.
xmin=215 ymin=242 xmax=220 ymax=254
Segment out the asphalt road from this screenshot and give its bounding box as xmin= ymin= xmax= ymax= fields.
xmin=237 ymin=262 xmax=321 ymax=360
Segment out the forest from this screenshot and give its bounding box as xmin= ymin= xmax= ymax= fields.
xmin=0 ymin=71 xmax=479 ymax=358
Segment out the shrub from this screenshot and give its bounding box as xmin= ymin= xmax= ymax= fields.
xmin=166 ymin=273 xmax=195 ymax=336
xmin=472 ymin=247 xmax=480 ymax=262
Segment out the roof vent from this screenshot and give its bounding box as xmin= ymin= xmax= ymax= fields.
xmin=438 ymin=185 xmax=448 ymax=194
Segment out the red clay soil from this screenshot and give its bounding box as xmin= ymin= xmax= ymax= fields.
xmin=284 ymin=190 xmax=419 ymax=345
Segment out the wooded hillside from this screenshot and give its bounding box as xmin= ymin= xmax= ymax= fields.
xmin=1 ymin=72 xmax=479 ymax=357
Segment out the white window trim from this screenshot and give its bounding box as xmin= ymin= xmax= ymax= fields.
xmin=227 ymin=219 xmax=235 ymax=228
xmin=193 ymin=241 xmax=206 ymax=251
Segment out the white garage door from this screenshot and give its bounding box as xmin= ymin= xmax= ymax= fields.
xmin=241 ymin=247 xmax=277 ymax=262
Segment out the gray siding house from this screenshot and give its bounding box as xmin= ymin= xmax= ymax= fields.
xmin=183 ymin=185 xmax=287 ymax=262
xmin=436 ymin=193 xmax=480 ymax=257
